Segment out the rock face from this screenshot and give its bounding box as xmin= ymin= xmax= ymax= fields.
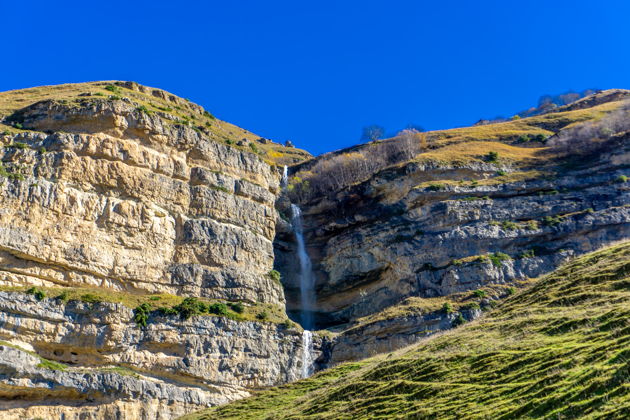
xmin=1 ymin=82 xmax=630 ymax=418
xmin=276 ymin=117 xmax=630 ymax=364
xmin=0 ymin=83 xmax=319 ymax=419
xmin=0 ymin=99 xmax=282 ymax=304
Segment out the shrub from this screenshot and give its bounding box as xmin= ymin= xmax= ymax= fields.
xmin=496 ymin=170 xmax=507 ymax=176
xmin=136 ymin=105 xmax=151 ymax=114
xmin=586 ymin=207 xmax=595 ymax=214
xmin=149 ymin=296 xmax=161 ymax=301
xmin=204 ymin=110 xmax=215 ymax=120
xmin=105 ymin=84 xmax=121 ymax=94
xmin=109 ymin=95 xmax=122 ymax=101
xmin=525 ymin=220 xmax=539 ymax=230
xmin=13 ymin=142 xmax=28 ymax=149
xmin=486 ymin=151 xmax=499 ymax=162
xmin=501 ymin=221 xmax=517 ymax=231
xmin=542 ymin=215 xmax=562 ymax=227
xmin=256 ymin=311 xmax=269 ymax=321
xmin=249 ymin=142 xmax=260 ymax=154
xmin=158 ymin=306 xmax=178 ymax=316
xmin=133 ymin=303 xmax=152 ymax=327
xmin=14 ymin=123 xmax=23 ymax=129
xmin=207 ymin=303 xmax=229 ymax=316
xmin=175 ymin=297 xmax=204 ymax=320
xmin=56 ymin=291 xmax=70 ymax=303
xmin=489 ymin=252 xmax=511 ymax=267
xmin=281 ymin=319 xmax=296 ymax=329
xmin=506 ymin=287 xmax=516 ymax=296
xmin=80 ymin=293 xmax=102 ymax=304
xmin=26 ymin=287 xmax=46 ymax=301
xmin=267 ymin=269 xmax=281 ymax=284
xmin=38 ymin=147 xmax=47 ymax=154
xmin=520 ymin=249 xmax=535 ymax=259
xmin=463 ymin=302 xmax=480 ymax=310
xmin=452 ymin=313 xmax=466 ymax=327
xmin=225 ymin=139 xmax=234 ymax=145
xmin=516 ymin=135 xmax=530 ymax=143
xmin=616 ymin=175 xmax=628 ymax=183
xmin=427 ymin=183 xmax=445 ymax=191
xmin=442 ymin=302 xmax=454 ymax=314
xmin=228 ymin=302 xmax=245 ymax=314
xmin=473 ymin=289 xmax=487 ymax=299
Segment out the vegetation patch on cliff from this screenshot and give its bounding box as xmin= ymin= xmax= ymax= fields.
xmin=185 ymin=241 xmax=630 ymax=419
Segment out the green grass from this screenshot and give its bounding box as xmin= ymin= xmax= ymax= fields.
xmin=183 ymin=241 xmax=630 ymax=419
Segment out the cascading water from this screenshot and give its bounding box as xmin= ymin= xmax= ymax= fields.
xmin=291 ymin=204 xmax=316 ymax=330
xmin=290 ymin=203 xmax=316 ymax=377
xmin=281 ymin=165 xmax=288 ymax=188
xmin=301 ymin=330 xmax=314 ymax=378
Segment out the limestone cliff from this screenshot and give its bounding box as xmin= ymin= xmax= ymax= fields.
xmin=0 ymin=81 xmax=315 ymax=419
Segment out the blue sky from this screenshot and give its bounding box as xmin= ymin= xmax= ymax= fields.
xmin=1 ymin=1 xmax=629 ymax=155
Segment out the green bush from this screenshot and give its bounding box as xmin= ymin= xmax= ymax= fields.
xmin=501 ymin=221 xmax=517 ymax=231
xmin=427 ymin=183 xmax=445 ymax=191
xmin=616 ymin=175 xmax=628 ymax=183
xmin=281 ymin=319 xmax=296 ymax=329
xmin=249 ymin=142 xmax=260 ymax=154
xmin=525 ymin=220 xmax=539 ymax=230
xmin=133 ymin=303 xmax=152 ymax=327
xmin=158 ymin=306 xmax=178 ymax=316
xmin=442 ymin=302 xmax=454 ymax=314
xmin=463 ymin=302 xmax=480 ymax=310
xmin=105 ymin=84 xmax=121 ymax=94
xmin=268 ymin=269 xmax=281 ymax=284
xmin=14 ymin=122 xmax=23 ymax=129
xmin=175 ymin=297 xmax=205 ymax=320
xmin=38 ymin=147 xmax=47 ymax=154
xmin=486 ymin=151 xmax=499 ymax=162
xmin=506 ymin=287 xmax=516 ymax=296
xmin=136 ymin=105 xmax=151 ymax=114
xmin=473 ymin=289 xmax=487 ymax=299
xmin=208 ymin=302 xmax=229 ymax=316
xmin=56 ymin=291 xmax=70 ymax=303
xmin=542 ymin=215 xmax=562 ymax=227
xmin=80 ymin=293 xmax=102 ymax=304
xmin=26 ymin=287 xmax=46 ymax=301
xmin=489 ymin=252 xmax=511 ymax=267
xmin=496 ymin=170 xmax=507 ymax=176
xmin=452 ymin=313 xmax=466 ymax=327
xmin=204 ymin=110 xmax=216 ymax=120
xmin=256 ymin=311 xmax=269 ymax=321
xmin=228 ymin=302 xmax=245 ymax=314
xmin=520 ymin=249 xmax=535 ymax=259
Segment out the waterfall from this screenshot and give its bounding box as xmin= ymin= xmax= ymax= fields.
xmin=281 ymin=165 xmax=288 ymax=188
xmin=291 ymin=203 xmax=316 ymax=378
xmin=301 ymin=330 xmax=313 ymax=378
xmin=291 ymin=204 xmax=315 ymax=330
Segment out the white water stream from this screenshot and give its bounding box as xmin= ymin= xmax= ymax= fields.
xmin=290 ymin=203 xmax=316 ymax=377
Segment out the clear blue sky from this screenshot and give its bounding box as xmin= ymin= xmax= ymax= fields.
xmin=2 ymin=1 xmax=629 ymax=155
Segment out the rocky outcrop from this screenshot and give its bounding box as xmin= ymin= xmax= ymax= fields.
xmin=0 ymin=290 xmax=322 ymax=419
xmin=0 ymin=86 xmax=309 ymax=418
xmin=0 ymin=99 xmax=282 ymax=304
xmin=277 ymin=131 xmax=630 ymax=362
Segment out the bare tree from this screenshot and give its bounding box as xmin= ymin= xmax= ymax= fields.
xmin=361 ymin=125 xmax=385 ymax=142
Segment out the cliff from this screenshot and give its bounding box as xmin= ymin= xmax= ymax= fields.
xmin=0 ymin=81 xmax=317 ymax=419
xmin=0 ymin=81 xmax=629 ymax=419
xmin=276 ymin=90 xmax=630 ymax=364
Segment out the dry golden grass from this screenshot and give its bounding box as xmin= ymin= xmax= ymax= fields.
xmin=0 ymin=81 xmax=310 ymax=165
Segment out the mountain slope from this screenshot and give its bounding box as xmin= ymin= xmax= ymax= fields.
xmin=186 ymin=241 xmax=630 ymax=419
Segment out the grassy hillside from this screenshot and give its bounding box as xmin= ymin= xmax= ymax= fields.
xmin=183 ymin=241 xmax=630 ymax=419
xmin=0 ymin=81 xmax=310 ymax=165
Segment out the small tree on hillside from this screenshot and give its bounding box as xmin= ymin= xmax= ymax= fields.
xmin=361 ymin=125 xmax=385 ymax=142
